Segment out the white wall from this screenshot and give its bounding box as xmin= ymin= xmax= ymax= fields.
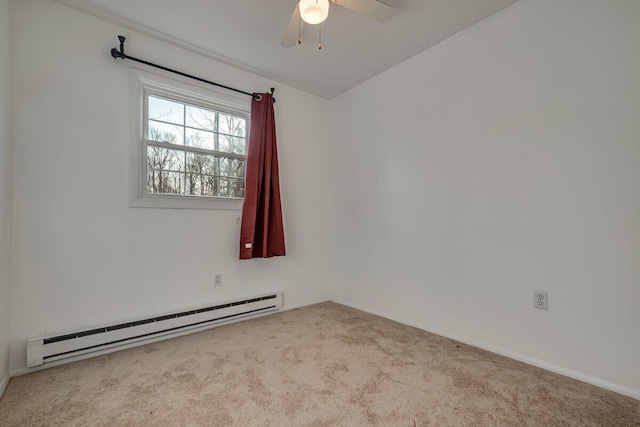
xmin=8 ymin=0 xmax=640 ymax=400
xmin=9 ymin=0 xmax=330 ymax=371
xmin=0 ymin=0 xmax=14 ymax=393
xmin=330 ymin=0 xmax=640 ymax=395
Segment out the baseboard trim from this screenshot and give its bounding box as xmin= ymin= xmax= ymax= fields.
xmin=10 ymin=297 xmax=331 ymax=378
xmin=282 ymin=298 xmax=331 ymax=312
xmin=0 ymin=371 xmax=9 ymax=399
xmin=331 ymin=298 xmax=640 ymax=401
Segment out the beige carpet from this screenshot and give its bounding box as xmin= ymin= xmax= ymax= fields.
xmin=0 ymin=302 xmax=638 ymax=426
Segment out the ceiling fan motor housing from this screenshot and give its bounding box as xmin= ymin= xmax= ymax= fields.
xmin=299 ymin=0 xmax=330 ymax=25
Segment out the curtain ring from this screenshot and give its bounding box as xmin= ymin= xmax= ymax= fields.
xmin=254 ymin=94 xmax=263 ymax=102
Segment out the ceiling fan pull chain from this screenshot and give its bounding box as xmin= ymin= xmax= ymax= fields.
xmin=298 ymin=7 xmax=302 ymax=45
xmin=318 ymin=25 xmax=322 ymax=50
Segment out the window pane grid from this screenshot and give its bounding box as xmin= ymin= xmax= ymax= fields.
xmin=146 ymin=171 xmax=245 ymax=198
xmin=215 ymin=113 xmax=221 ymax=178
xmin=145 ymin=147 xmax=245 ymax=198
xmin=146 ymin=121 xmax=248 ymax=137
xmin=145 ymin=94 xmax=247 ymax=199
xmin=147 ymin=119 xmax=245 ymax=153
xmin=148 ymin=168 xmax=185 ymax=174
xmin=146 ymin=140 xmax=246 ymax=160
xmin=148 ymin=169 xmax=242 ymax=179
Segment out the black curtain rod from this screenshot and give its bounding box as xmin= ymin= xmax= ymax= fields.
xmin=110 ymin=36 xmax=275 ymax=102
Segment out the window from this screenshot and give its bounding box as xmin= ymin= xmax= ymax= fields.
xmin=145 ymin=93 xmax=248 ymax=198
xmin=130 ymin=69 xmax=250 ymax=209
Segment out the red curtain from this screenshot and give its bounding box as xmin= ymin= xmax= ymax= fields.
xmin=239 ymin=93 xmax=286 ymax=259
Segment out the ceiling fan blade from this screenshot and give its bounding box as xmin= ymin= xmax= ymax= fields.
xmin=281 ymin=3 xmax=304 ymax=48
xmin=332 ymin=0 xmax=394 ymax=23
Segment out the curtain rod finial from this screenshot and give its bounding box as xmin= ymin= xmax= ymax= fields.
xmin=270 ymin=88 xmax=275 ymax=95
xmin=112 ymin=35 xmax=126 ymax=59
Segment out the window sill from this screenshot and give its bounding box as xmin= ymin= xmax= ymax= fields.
xmin=130 ymin=194 xmax=244 ymax=210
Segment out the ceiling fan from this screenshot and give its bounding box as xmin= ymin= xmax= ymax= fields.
xmin=281 ymin=0 xmax=395 ymax=49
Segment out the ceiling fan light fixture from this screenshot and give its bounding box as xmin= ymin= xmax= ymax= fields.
xmin=299 ymin=0 xmax=330 ymax=25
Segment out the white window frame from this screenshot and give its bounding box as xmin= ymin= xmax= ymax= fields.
xmin=129 ymin=68 xmax=250 ymax=210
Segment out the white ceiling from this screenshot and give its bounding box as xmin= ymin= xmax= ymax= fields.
xmin=52 ymin=0 xmax=518 ymax=99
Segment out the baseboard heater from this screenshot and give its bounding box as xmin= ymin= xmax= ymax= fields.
xmin=27 ymin=292 xmax=283 ymax=367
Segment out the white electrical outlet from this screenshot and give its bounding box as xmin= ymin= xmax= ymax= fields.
xmin=214 ymin=273 xmax=222 ymax=287
xmin=534 ymin=290 xmax=548 ymax=310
